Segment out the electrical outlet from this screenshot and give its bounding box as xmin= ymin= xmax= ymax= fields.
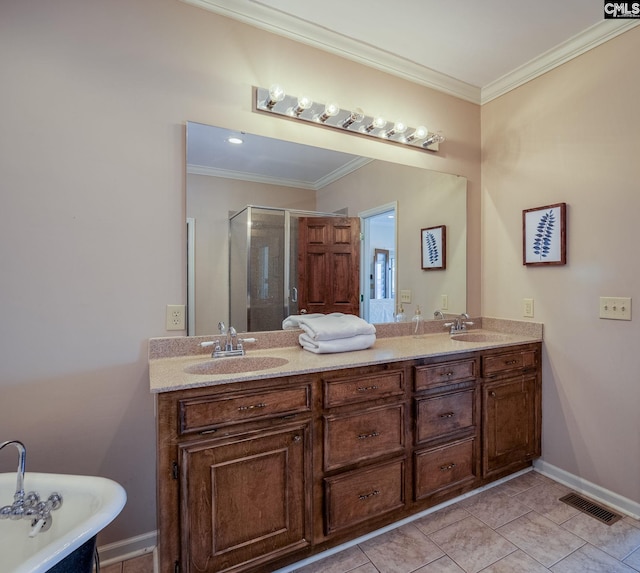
xmin=523 ymin=298 xmax=534 ymax=318
xmin=599 ymin=297 xmax=631 ymax=320
xmin=400 ymin=290 xmax=412 ymax=304
xmin=441 ymin=294 xmax=448 ymax=310
xmin=166 ymin=304 xmax=186 ymax=330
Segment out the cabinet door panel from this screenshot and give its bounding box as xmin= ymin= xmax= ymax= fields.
xmin=323 ymin=404 xmax=405 ymax=471
xmin=483 ymin=373 xmax=539 ymax=475
xmin=180 ymin=425 xmax=310 ymax=572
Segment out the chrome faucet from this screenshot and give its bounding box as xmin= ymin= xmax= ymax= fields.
xmin=0 ymin=440 xmax=62 ymax=535
xmin=0 ymin=440 xmax=26 ymax=512
xmin=433 ymin=310 xmax=445 ymax=319
xmin=444 ymin=313 xmax=474 ymax=334
xmin=200 ymin=323 xmax=256 ymax=357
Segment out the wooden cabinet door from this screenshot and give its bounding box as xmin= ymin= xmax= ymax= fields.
xmin=179 ymin=424 xmax=311 ymax=572
xmin=297 ymin=216 xmax=360 ymax=315
xmin=482 ymin=372 xmax=540 ymax=476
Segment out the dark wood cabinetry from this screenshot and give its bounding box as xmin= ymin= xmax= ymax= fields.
xmin=156 ymin=342 xmax=541 ymax=573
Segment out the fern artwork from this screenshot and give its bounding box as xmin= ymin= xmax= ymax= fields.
xmin=421 ymin=225 xmax=446 ymax=270
xmin=523 ymin=203 xmax=566 ymax=266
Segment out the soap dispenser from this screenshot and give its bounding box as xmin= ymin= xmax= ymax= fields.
xmin=412 ymin=305 xmax=424 ymax=335
xmin=395 ymin=304 xmax=406 ymax=323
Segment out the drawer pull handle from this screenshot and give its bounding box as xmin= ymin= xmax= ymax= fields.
xmin=357 ymin=431 xmax=380 ymax=440
xmin=444 ymin=371 xmax=454 ymax=377
xmin=439 ymin=411 xmax=456 ymax=419
xmin=357 ymin=385 xmax=379 ymax=392
xmin=358 ymin=490 xmax=380 ymax=501
xmin=238 ymin=402 xmax=267 ymax=411
xmin=440 ymin=463 xmax=456 ymax=471
xmin=504 ymin=359 xmax=518 ymax=365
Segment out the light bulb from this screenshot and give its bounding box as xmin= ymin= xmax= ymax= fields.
xmin=290 ymin=95 xmax=313 ymax=116
xmin=317 ymin=102 xmax=340 ymax=122
xmin=364 ymin=116 xmax=386 ymax=133
xmin=406 ymin=125 xmax=428 ymax=142
xmin=385 ymin=121 xmax=407 ymax=138
xmin=265 ymin=84 xmax=285 ymax=109
xmin=341 ymin=107 xmax=364 ymax=128
xmin=422 ymin=131 xmax=445 ymax=148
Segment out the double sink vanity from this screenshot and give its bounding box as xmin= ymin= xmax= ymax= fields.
xmin=149 ymin=317 xmax=542 ymax=573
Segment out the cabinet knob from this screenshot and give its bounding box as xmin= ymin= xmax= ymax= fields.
xmin=292 ymin=435 xmax=301 ymax=443
xmin=489 ymin=391 xmax=496 ymax=397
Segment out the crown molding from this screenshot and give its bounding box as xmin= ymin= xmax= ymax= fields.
xmin=181 ymin=0 xmax=640 ymax=106
xmin=187 ymin=156 xmax=372 ymax=190
xmin=180 ymin=0 xmax=481 ymax=104
xmin=481 ymin=19 xmax=640 ymax=104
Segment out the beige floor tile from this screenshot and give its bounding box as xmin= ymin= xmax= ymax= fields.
xmin=550 ymin=543 xmax=638 ymax=573
xmin=293 ymin=545 xmax=371 ymax=573
xmin=496 ymin=511 xmax=585 ymax=567
xmin=513 ymin=482 xmax=580 ymax=524
xmin=347 ymin=564 xmax=379 ymax=573
xmin=359 ymin=523 xmax=444 ymax=573
xmin=413 ymin=555 xmax=465 ymax=572
xmin=480 ymin=549 xmax=551 ymax=572
xmin=492 ymin=471 xmax=553 ymax=497
xmin=623 ymin=546 xmax=640 ymax=570
xmin=122 ymin=553 xmax=154 ymax=573
xmin=460 ymin=489 xmax=531 ymax=528
xmin=561 ymin=511 xmax=640 ymax=560
xmin=413 ymin=505 xmax=471 ymax=536
xmin=428 ymin=516 xmax=516 ymax=573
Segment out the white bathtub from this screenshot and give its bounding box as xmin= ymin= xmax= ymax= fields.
xmin=0 ymin=472 xmax=126 ymax=573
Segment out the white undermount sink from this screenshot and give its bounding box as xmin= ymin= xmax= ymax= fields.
xmin=450 ymin=331 xmax=510 ymax=343
xmin=0 ymin=472 xmax=126 ymax=573
xmin=183 ymin=355 xmax=289 ymax=375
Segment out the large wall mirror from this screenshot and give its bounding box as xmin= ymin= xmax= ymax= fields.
xmin=186 ymin=121 xmax=467 ymax=335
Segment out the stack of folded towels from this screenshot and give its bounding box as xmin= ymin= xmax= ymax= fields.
xmin=283 ymin=312 xmax=376 ymax=354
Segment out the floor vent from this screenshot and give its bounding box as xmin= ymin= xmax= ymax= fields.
xmin=559 ymin=493 xmax=623 ymax=526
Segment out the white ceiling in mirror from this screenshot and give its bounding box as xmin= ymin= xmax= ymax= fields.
xmin=187 ymin=123 xmax=371 ymax=190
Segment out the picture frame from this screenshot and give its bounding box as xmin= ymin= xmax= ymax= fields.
xmin=421 ymin=225 xmax=446 ymax=270
xmin=523 ymin=202 xmax=566 ymax=266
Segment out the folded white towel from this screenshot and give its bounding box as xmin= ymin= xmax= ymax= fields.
xmin=296 ymin=313 xmax=376 ymax=341
xmin=282 ymin=313 xmax=324 ymax=330
xmin=299 ymin=332 xmax=376 ymax=354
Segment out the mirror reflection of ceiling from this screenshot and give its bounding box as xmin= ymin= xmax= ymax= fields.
xmin=187 ymin=123 xmax=371 ymax=190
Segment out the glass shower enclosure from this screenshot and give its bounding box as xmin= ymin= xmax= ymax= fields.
xmin=229 ymin=205 xmax=339 ymax=332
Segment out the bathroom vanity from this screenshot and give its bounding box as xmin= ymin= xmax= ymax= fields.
xmin=150 ymin=322 xmax=542 ymax=573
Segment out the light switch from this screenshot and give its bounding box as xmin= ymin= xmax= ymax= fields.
xmin=441 ymin=294 xmax=448 ymax=310
xmin=599 ymin=297 xmax=631 ymax=320
xmin=523 ymin=298 xmax=534 ymax=318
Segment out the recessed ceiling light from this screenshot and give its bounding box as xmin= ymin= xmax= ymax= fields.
xmin=227 ymin=137 xmax=243 ymax=145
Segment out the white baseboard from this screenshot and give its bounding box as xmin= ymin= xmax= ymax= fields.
xmin=97 ymin=530 xmax=157 ymax=569
xmin=534 ymin=459 xmax=640 ymax=520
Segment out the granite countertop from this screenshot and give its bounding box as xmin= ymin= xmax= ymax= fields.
xmin=149 ymin=318 xmax=543 ymax=393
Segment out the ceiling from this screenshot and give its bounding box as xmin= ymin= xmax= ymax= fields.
xmin=183 ymin=0 xmax=638 ymax=104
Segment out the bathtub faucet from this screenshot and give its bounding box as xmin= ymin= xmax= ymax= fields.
xmin=0 ymin=440 xmax=26 ymax=512
xmin=0 ymin=440 xmax=63 ymax=535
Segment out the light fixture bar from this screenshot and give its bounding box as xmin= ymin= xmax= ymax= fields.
xmin=253 ymin=86 xmax=444 ymax=152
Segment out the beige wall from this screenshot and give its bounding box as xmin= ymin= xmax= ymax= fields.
xmin=482 ymin=26 xmax=640 ymax=504
xmin=0 ymin=0 xmax=480 ymax=545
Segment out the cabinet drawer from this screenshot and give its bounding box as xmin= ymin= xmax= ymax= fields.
xmin=483 ymin=349 xmax=537 ymax=377
xmin=178 ymin=386 xmax=311 ymax=434
xmin=414 ymin=437 xmax=477 ymax=500
xmin=324 ymin=404 xmax=404 ymax=471
xmin=415 ymin=388 xmax=476 ymax=444
xmin=415 ymin=359 xmax=476 ymax=391
xmin=324 ymin=458 xmax=405 ymax=534
xmin=323 ymin=369 xmax=404 ymax=408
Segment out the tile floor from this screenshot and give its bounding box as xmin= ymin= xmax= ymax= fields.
xmin=292 ymin=471 xmax=640 ymax=573
xmin=103 ymin=471 xmax=640 ymax=573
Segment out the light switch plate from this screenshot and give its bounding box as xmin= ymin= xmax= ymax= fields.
xmin=400 ymin=290 xmax=412 ymax=303
xmin=599 ymin=297 xmax=631 ymax=320
xmin=441 ymin=294 xmax=448 ymax=310
xmin=523 ymin=298 xmax=534 ymax=318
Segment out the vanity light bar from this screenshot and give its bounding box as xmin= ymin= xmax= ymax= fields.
xmin=253 ymin=86 xmax=444 ymax=152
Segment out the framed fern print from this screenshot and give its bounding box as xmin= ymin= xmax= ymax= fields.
xmin=421 ymin=225 xmax=446 ymax=270
xmin=523 ymin=203 xmax=566 ymax=265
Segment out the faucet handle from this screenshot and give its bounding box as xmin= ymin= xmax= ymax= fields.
xmin=217 ymin=321 xmax=226 ymax=335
